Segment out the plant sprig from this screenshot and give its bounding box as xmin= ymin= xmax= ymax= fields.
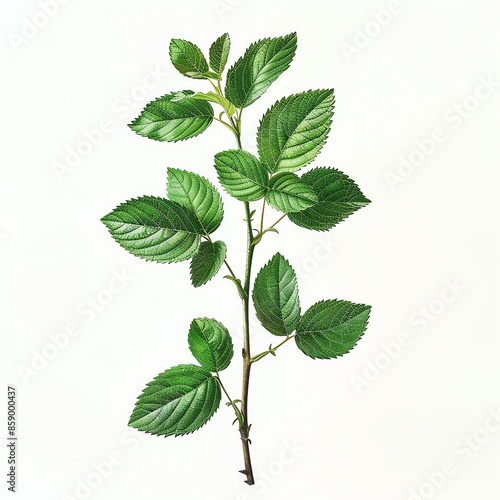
xmin=101 ymin=32 xmax=372 ymax=486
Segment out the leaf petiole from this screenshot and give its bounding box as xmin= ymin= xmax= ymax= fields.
xmin=250 ymin=335 xmax=296 ymax=364
xmin=215 ymin=374 xmax=244 ymax=428
xmin=259 ymin=198 xmax=266 ymax=234
xmin=213 ymin=115 xmax=238 ymax=134
xmin=224 ymin=275 xmax=247 ymax=300
xmin=223 ymin=259 xmax=238 ymax=281
xmin=265 ymin=213 xmax=287 ymax=232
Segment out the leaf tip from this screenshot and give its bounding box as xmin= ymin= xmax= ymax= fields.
xmin=100 ymin=212 xmax=114 ymax=228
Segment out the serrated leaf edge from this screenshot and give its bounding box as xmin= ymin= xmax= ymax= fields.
xmin=128 ymin=363 xmax=221 ymax=437
xmin=295 ymin=300 xmax=371 ymax=360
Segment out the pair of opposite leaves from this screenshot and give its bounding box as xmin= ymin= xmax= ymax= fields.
xmin=128 ymin=277 xmax=371 ymax=437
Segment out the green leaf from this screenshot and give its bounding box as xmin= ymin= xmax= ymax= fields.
xmin=209 ymin=33 xmax=231 ymax=76
xmin=129 ymin=93 xmax=213 ymax=142
xmin=190 ymin=240 xmax=227 ymax=287
xmin=252 ymin=253 xmax=300 ymax=336
xmin=188 ymin=318 xmax=234 ymax=372
xmin=266 ymin=172 xmax=318 ymax=213
xmin=257 ymin=89 xmax=335 ymax=173
xmin=193 ymin=92 xmax=236 ymax=117
xmin=169 ymin=39 xmax=209 ymax=79
xmin=101 ymin=196 xmax=203 ymax=263
xmin=295 ymin=300 xmax=371 ymax=359
xmin=225 ymin=32 xmax=297 ymax=108
xmin=128 ymin=364 xmax=221 ymax=436
xmin=167 ymin=168 xmax=224 ymax=235
xmin=288 ymin=168 xmax=371 ymax=231
xmin=214 ymin=150 xmax=269 ymax=202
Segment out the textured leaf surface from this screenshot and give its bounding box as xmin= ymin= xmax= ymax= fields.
xmin=129 ymin=93 xmax=213 ymax=142
xmin=288 ymin=168 xmax=371 ymax=231
xmin=169 ymin=39 xmax=209 ymax=79
xmin=101 ymin=196 xmax=202 ymax=263
xmin=209 ymin=33 xmax=231 ymax=75
xmin=193 ymin=92 xmax=236 ymax=117
xmin=257 ymin=90 xmax=335 ymax=173
xmin=188 ymin=318 xmax=233 ymax=372
xmin=252 ymin=253 xmax=300 ymax=336
xmin=128 ymin=364 xmax=221 ymax=436
xmin=214 ymin=150 xmax=269 ymax=202
xmin=266 ymin=172 xmax=318 ymax=213
xmin=190 ymin=240 xmax=227 ymax=287
xmin=225 ymin=33 xmax=297 ymax=108
xmin=167 ymin=168 xmax=223 ymax=235
xmin=295 ymin=300 xmax=371 ymax=359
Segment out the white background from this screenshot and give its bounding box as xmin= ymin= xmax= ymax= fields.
xmin=1 ymin=0 xmax=499 ymax=499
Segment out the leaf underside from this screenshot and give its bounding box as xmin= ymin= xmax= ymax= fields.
xmin=252 ymin=253 xmax=300 ymax=336
xmin=295 ymin=300 xmax=371 ymax=359
xmin=101 ymin=196 xmax=202 ymax=263
xmin=258 ymin=89 xmax=335 ymax=173
xmin=129 ymin=93 xmax=213 ymax=142
xmin=128 ymin=364 xmax=221 ymax=437
xmin=288 ymin=167 xmax=371 ymax=231
xmin=190 ymin=240 xmax=227 ymax=287
xmin=188 ymin=318 xmax=234 ymax=372
xmin=225 ymin=32 xmax=298 ymax=108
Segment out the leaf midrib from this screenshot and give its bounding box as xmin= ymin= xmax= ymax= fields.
xmin=197 ymin=323 xmax=220 ymax=371
xmin=240 ymin=36 xmax=296 ymax=106
xmin=104 ymin=214 xmax=202 ymax=237
xmin=134 ymin=375 xmax=210 ymax=425
xmin=269 ymin=92 xmax=331 ymax=171
xmin=174 ymin=40 xmax=207 ymax=74
xmin=268 ymin=180 xmax=317 ymax=204
xmin=298 ymin=308 xmax=368 ymax=336
xmin=169 ymin=170 xmax=214 ymax=235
